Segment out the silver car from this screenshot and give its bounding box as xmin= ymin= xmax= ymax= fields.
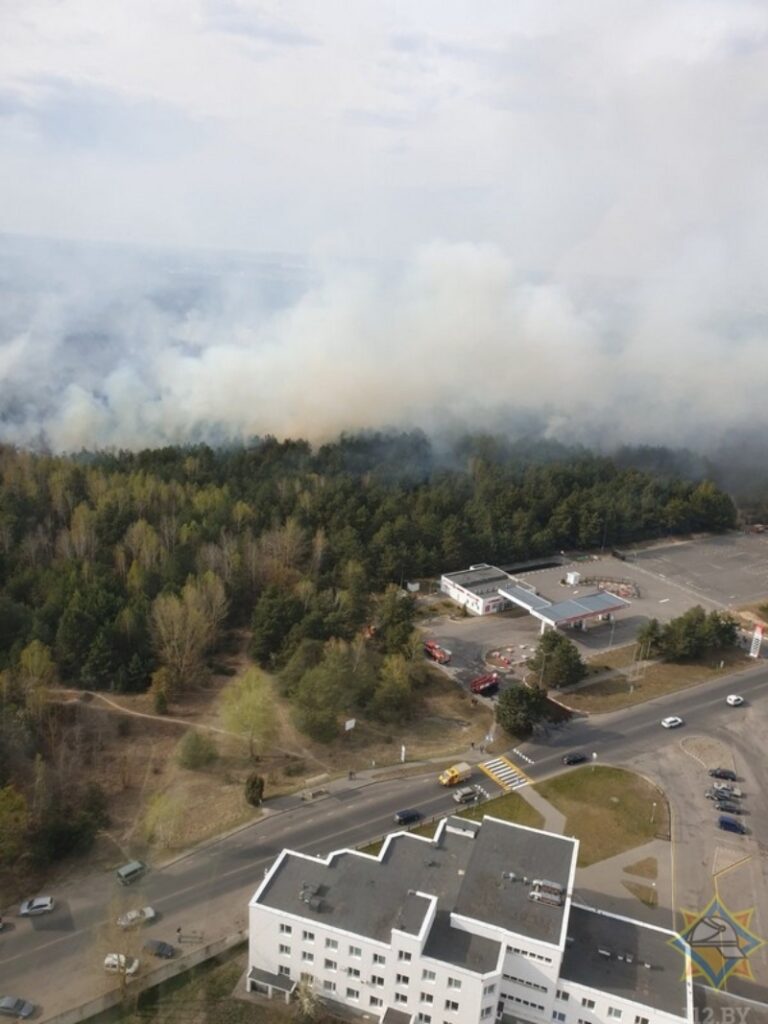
xmin=117 ymin=906 xmax=156 ymax=929
xmin=0 ymin=996 xmax=36 ymax=1019
xmin=19 ymin=896 xmax=54 ymax=917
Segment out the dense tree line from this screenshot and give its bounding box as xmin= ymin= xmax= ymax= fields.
xmin=0 ymin=432 xmax=736 ymax=701
xmin=637 ymin=606 xmax=738 ymax=661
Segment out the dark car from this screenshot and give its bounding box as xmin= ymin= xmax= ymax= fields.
xmin=143 ymin=939 xmax=176 ymax=959
xmin=0 ymin=996 xmax=36 ymax=1019
xmin=709 ymin=768 xmax=737 ymax=781
xmin=718 ymin=815 xmax=747 ymax=835
xmin=393 ymin=809 xmax=422 ymax=826
xmin=561 ymin=753 xmax=587 ymax=766
xmin=715 ymin=801 xmax=743 ymax=815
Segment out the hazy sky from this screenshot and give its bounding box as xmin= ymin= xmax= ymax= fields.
xmin=2 ymin=1 xmax=768 ymax=450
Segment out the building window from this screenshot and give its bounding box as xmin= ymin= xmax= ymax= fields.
xmin=373 ymin=953 xmax=386 ymax=965
xmin=370 ymin=996 xmax=383 ymax=1008
xmin=395 ymin=993 xmax=408 ymax=1004
xmin=346 ymin=988 xmax=359 ymax=1000
xmin=445 ymin=999 xmax=460 ymax=1012
xmin=420 ymin=992 xmax=434 ymax=1003
xmin=325 ymin=938 xmax=338 ymax=950
xmin=371 ymin=975 xmax=384 ymax=987
xmin=278 ymin=965 xmax=290 ymax=977
xmin=483 ymin=983 xmax=496 ymax=996
xmin=323 ymin=980 xmax=335 ymax=992
xmin=481 ymin=1009 xmax=493 ymax=1020
xmin=301 ymin=951 xmax=314 ymax=963
xmin=418 ymin=1014 xmax=432 ymax=1024
xmin=556 ymin=990 xmax=569 ymax=1001
xmin=553 ymin=1014 xmax=566 ymax=1023
xmin=324 ymin=959 xmax=337 ymax=971
xmin=300 ymin=973 xmax=313 ymax=983
xmin=347 ymin=967 xmax=360 ymax=978
xmin=398 ymin=950 xmax=412 ymax=961
xmin=302 ymin=930 xmax=315 ymax=942
xmin=279 ymin=944 xmax=291 ymax=956
xmin=396 ymin=973 xmax=410 ymax=986
xmin=279 ymin=923 xmax=292 ymax=935
xmin=608 ymin=1010 xmax=622 ymax=1020
xmin=447 ymin=978 xmax=462 ymax=990
xmin=422 ymin=969 xmax=436 ymax=982
xmin=349 ymin=945 xmax=362 ymax=958
xmin=634 ymin=1018 xmax=649 ymax=1024
xmin=582 ymin=999 xmax=596 ymax=1009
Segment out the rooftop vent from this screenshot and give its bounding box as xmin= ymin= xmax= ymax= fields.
xmin=308 ymin=896 xmax=324 ymax=911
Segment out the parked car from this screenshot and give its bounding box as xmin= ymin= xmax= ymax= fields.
xmin=561 ymin=752 xmax=587 ymax=766
xmin=19 ymin=896 xmax=54 ymax=917
xmin=452 ymin=786 xmax=478 ymax=804
xmin=709 ymin=768 xmax=737 ymax=781
xmin=726 ymin=694 xmax=744 ymax=707
xmin=117 ymin=907 xmax=156 ymax=930
xmin=713 ymin=783 xmax=743 ymax=798
xmin=104 ymin=953 xmax=140 ymax=975
xmin=718 ymin=816 xmax=747 ymax=835
xmin=0 ymin=996 xmax=36 ymax=1019
xmin=715 ymin=800 xmax=744 ymax=815
xmin=393 ymin=809 xmax=422 ymax=825
xmin=661 ymin=716 xmax=684 ymax=729
xmin=143 ymin=939 xmax=176 ymax=959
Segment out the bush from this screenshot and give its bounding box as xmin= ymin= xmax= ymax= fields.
xmin=153 ymin=685 xmax=168 ymax=715
xmin=245 ymin=772 xmax=265 ymax=807
xmin=177 ymin=730 xmax=218 ymax=770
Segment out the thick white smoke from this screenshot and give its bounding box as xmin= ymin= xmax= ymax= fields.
xmin=1 ymin=235 xmax=767 ymax=453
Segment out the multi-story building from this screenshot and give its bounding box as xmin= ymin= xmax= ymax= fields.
xmin=247 ymin=815 xmax=693 ymax=1024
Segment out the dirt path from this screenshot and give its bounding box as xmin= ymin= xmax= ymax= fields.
xmin=52 ymin=689 xmax=329 ymax=770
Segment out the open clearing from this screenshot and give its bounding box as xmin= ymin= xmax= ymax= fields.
xmin=562 ymin=649 xmax=751 ymax=713
xmin=535 ymin=766 xmax=669 ymax=866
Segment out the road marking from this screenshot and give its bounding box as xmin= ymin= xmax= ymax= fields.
xmin=512 ymin=747 xmax=535 ymax=765
xmin=479 ymin=756 xmax=530 ymax=791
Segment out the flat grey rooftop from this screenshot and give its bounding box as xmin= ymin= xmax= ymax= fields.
xmin=542 ymin=591 xmax=630 ymax=624
xmin=247 ymin=966 xmax=295 ymax=992
xmin=257 ymin=827 xmax=475 ymax=944
xmin=423 ymin=908 xmax=501 ymax=974
xmin=561 ymin=905 xmax=688 ymax=1018
xmin=443 ymin=565 xmax=511 ymax=590
xmin=453 ymin=819 xmax=577 ymax=946
xmin=498 ymin=584 xmax=553 ymax=613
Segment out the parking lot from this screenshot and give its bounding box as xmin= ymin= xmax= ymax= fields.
xmin=426 ymin=533 xmax=768 ymax=668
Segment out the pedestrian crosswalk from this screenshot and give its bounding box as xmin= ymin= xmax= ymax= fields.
xmin=479 ymin=756 xmax=530 ymax=792
xmin=512 ymin=746 xmax=535 ymax=765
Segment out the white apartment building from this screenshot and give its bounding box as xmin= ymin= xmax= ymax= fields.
xmin=247 ymin=815 xmax=693 ymax=1024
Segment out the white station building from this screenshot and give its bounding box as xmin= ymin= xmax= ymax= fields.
xmin=440 ymin=564 xmax=629 ymax=632
xmin=247 ymin=815 xmax=692 ymax=1024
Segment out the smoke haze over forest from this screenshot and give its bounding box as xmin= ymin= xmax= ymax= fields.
xmin=1 ymin=2 xmax=768 ymax=454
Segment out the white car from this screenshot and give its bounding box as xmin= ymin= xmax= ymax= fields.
xmin=117 ymin=906 xmax=156 ymax=929
xmin=726 ymin=694 xmax=744 ymax=707
xmin=661 ymin=716 xmax=684 ymax=729
xmin=104 ymin=953 xmax=140 ymax=976
xmin=19 ymin=896 xmax=55 ymax=917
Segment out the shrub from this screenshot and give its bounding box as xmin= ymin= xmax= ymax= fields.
xmin=177 ymin=730 xmax=218 ymax=770
xmin=245 ymin=772 xmax=265 ymax=807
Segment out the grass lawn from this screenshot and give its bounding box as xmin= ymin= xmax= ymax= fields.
xmin=562 ymin=649 xmax=750 ymax=713
xmin=536 ymin=766 xmax=669 ymax=866
xmin=623 ymin=879 xmax=658 ymax=908
xmin=586 ymin=644 xmax=641 ymax=673
xmin=360 ymin=791 xmax=543 ymax=856
xmin=624 ymin=855 xmax=658 ymax=879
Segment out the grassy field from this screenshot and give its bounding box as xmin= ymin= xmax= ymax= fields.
xmin=536 ymin=766 xmax=669 ymax=866
xmin=562 ymin=649 xmax=750 ymax=713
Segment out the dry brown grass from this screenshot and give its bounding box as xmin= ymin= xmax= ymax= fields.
xmin=624 ymin=856 xmax=658 ymax=879
xmin=622 ymin=879 xmax=659 ymax=907
xmin=561 ymin=649 xmax=751 ymax=713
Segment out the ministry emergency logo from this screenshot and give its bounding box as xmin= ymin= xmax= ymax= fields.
xmin=670 ymin=894 xmax=765 ymax=989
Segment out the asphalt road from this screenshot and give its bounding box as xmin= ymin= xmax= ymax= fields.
xmin=5 ymin=660 xmax=768 ymax=1019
